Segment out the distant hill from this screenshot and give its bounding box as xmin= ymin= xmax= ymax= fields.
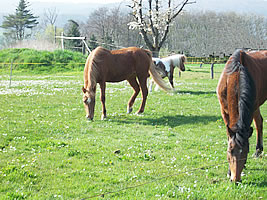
xmin=189 ymin=0 xmax=267 ymax=17
xmin=0 ymin=1 xmax=130 ymax=27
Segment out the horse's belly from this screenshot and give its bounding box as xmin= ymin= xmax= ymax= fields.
xmin=105 ymin=68 xmax=136 ymax=82
xmin=106 ymin=77 xmax=127 ymax=82
xmin=106 ymin=73 xmax=135 ymax=82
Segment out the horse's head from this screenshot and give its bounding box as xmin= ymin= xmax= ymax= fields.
xmin=82 ymin=87 xmax=96 ymax=121
xmin=179 ymin=55 xmax=186 ymax=71
xmin=226 ymin=125 xmax=253 ymax=182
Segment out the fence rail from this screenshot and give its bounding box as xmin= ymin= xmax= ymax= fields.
xmin=1 ymin=59 xmax=223 ymax=83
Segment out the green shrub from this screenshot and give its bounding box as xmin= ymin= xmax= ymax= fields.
xmin=0 ymin=48 xmax=87 ymax=73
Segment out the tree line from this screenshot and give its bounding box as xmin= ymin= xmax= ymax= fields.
xmin=1 ymin=0 xmax=267 ymax=57
xmin=80 ymin=7 xmax=267 ymax=57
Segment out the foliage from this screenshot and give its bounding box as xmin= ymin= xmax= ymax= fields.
xmin=0 ymin=48 xmax=87 ymax=73
xmin=88 ymin=34 xmax=98 ymax=50
xmin=102 ymin=33 xmax=114 ymax=50
xmin=1 ymin=0 xmax=38 ymax=43
xmin=168 ymin=11 xmax=267 ymax=56
xmin=64 ymin=20 xmax=82 ymax=51
xmin=0 ymin=65 xmax=266 ymax=199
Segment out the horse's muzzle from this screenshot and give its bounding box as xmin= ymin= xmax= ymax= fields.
xmin=86 ymin=115 xmax=93 ymax=121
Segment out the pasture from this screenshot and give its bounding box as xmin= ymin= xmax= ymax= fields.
xmin=0 ymin=64 xmax=266 ymax=199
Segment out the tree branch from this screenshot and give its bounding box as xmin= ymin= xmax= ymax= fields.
xmin=170 ymin=0 xmax=196 ymax=21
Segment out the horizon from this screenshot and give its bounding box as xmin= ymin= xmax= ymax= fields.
xmin=30 ymin=0 xmax=125 ymax=3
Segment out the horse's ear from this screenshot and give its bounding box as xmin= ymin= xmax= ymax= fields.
xmin=248 ymin=127 xmax=253 ymax=138
xmin=227 ymin=124 xmax=236 ymax=137
xmin=82 ymin=87 xmax=87 ymax=93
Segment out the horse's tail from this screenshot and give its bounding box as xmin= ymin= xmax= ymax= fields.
xmin=141 ymin=49 xmax=172 ymax=92
xmin=149 ymin=62 xmax=173 ymax=92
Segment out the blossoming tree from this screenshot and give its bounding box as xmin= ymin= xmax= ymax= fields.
xmin=128 ymin=0 xmax=195 ymax=57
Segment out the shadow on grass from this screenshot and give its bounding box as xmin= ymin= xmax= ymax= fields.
xmin=245 ymin=171 xmax=267 ymax=187
xmin=110 ymin=114 xmax=221 ymax=128
xmin=247 ymin=180 xmax=267 ymax=188
xmin=175 ymin=90 xmax=216 ymax=95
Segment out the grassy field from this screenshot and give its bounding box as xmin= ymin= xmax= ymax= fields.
xmin=0 ymin=64 xmax=266 ymax=199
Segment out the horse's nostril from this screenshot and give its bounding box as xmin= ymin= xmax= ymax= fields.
xmin=86 ymin=115 xmax=93 ymax=121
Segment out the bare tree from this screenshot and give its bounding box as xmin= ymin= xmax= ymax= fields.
xmin=44 ymin=8 xmax=58 ymax=26
xmin=128 ymin=0 xmax=195 ymax=57
xmin=80 ymin=6 xmax=143 ymax=50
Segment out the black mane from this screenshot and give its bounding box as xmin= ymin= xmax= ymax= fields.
xmin=227 ymin=49 xmax=256 ymax=147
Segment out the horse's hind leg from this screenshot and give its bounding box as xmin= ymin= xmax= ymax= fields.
xmin=168 ymin=66 xmax=175 ymax=88
xmin=127 ymin=77 xmax=140 ymax=114
xmin=99 ymin=82 xmax=107 ymax=120
xmin=136 ymin=77 xmax=148 ymax=114
xmin=253 ymin=108 xmax=263 ymax=157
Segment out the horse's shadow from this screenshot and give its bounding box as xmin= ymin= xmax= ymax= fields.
xmin=111 ymin=114 xmax=221 ymax=128
xmin=244 ymin=167 xmax=267 ymax=187
xmin=175 ymin=90 xmax=216 ymax=95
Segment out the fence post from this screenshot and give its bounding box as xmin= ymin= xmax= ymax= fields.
xmin=82 ymin=41 xmax=85 ymax=55
xmin=9 ymin=60 xmax=13 ymax=88
xmin=61 ymin=32 xmax=64 ymax=51
xmin=210 ymin=63 xmax=214 ymax=79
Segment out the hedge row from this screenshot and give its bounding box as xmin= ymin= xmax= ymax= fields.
xmin=0 ymin=48 xmax=87 ymax=73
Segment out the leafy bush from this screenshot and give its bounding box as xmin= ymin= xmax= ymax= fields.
xmin=0 ymin=48 xmax=87 ymax=73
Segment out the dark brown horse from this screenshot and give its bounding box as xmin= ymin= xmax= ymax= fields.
xmin=82 ymin=46 xmax=172 ymax=120
xmin=217 ymin=49 xmax=267 ymax=182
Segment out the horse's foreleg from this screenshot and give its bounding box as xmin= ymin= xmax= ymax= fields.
xmin=136 ymin=77 xmax=148 ymax=114
xmin=127 ymin=78 xmax=140 ymax=114
xmin=99 ymin=82 xmax=107 ymax=120
xmin=253 ymin=108 xmax=263 ymax=157
xmin=168 ymin=77 xmax=174 ymax=88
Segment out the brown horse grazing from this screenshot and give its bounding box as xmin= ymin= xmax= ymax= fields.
xmin=217 ymin=49 xmax=267 ymax=182
xmin=82 ymin=46 xmax=172 ymax=120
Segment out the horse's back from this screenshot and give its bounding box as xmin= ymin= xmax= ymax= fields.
xmin=246 ymin=50 xmax=267 ymax=106
xmin=218 ymin=50 xmax=267 ymax=110
xmin=101 ymin=47 xmax=152 ymax=82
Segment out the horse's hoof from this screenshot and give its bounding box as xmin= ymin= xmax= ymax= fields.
xmin=253 ymin=149 xmax=263 ymax=158
xmin=127 ymin=107 xmax=133 ymax=114
xmin=135 ymin=111 xmax=144 ymax=115
xmin=101 ymin=115 xmax=107 ymax=120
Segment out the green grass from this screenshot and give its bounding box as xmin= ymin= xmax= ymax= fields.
xmin=0 ymin=64 xmax=266 ymax=199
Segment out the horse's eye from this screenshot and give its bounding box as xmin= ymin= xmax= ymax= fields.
xmin=83 ymin=97 xmax=88 ymax=104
